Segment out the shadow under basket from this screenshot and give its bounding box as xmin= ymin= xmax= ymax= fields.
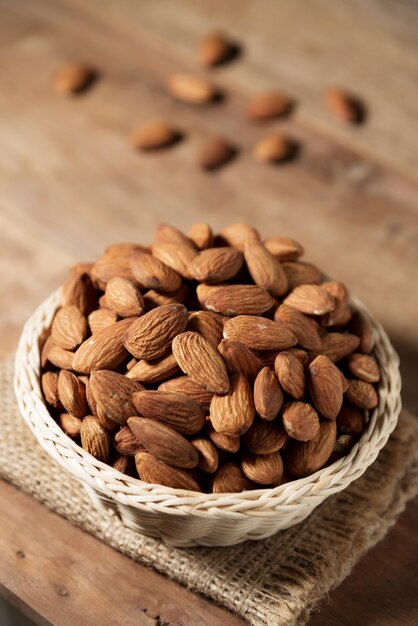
xmin=14 ymin=289 xmax=402 ymax=547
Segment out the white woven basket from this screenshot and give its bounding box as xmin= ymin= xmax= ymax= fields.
xmin=14 ymin=288 xmax=401 ymax=547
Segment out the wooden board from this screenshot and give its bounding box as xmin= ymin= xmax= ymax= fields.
xmin=0 ymin=0 xmax=417 ymax=623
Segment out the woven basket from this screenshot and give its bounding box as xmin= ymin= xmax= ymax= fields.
xmin=14 ymin=288 xmax=402 ymax=547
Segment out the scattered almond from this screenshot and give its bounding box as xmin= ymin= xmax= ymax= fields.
xmin=130 ymin=121 xmax=181 ymax=150
xmin=324 ymin=88 xmax=361 ymax=124
xmin=253 ymin=134 xmax=295 ymax=163
xmin=166 ymin=73 xmax=217 ymax=104
xmin=246 ymin=91 xmax=292 ymax=121
xmin=53 ymin=62 xmax=96 ymax=95
xmin=198 ymin=137 xmax=236 ymax=170
xmin=198 ymin=32 xmax=236 ymax=67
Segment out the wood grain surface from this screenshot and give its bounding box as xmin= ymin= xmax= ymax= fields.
xmin=0 ymin=0 xmax=417 ymax=624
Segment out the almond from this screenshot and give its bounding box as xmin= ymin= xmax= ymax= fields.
xmin=337 ymin=402 xmax=367 ymax=435
xmin=253 ymin=134 xmax=294 ymax=163
xmin=53 ymin=63 xmax=96 ymax=95
xmin=264 ymin=236 xmax=304 ymax=261
xmin=90 ymin=370 xmax=143 ymax=425
xmin=198 ymin=137 xmax=236 ymax=170
xmin=62 ymin=272 xmax=97 ymax=315
xmin=345 ymin=379 xmax=378 ymax=410
xmin=187 ymin=222 xmax=214 ymax=250
xmin=69 ymin=262 xmax=94 ymax=277
xmin=274 ymin=304 xmax=322 ymax=351
xmin=286 ymin=348 xmax=309 ymax=365
xmin=80 ymin=415 xmax=110 ymax=463
xmin=130 ymin=250 xmax=181 ymax=294
xmin=282 ymin=401 xmax=320 ymax=441
xmin=96 ymin=404 xmax=118 ymax=433
xmin=114 ymin=425 xmax=145 ymax=456
xmin=324 ymin=88 xmax=361 ymax=123
xmin=104 ymin=277 xmax=144 ymax=318
xmin=212 ymin=463 xmax=253 ymax=493
xmin=283 ymin=284 xmax=335 ymax=316
xmin=166 ymin=73 xmax=217 ymax=104
xmin=349 ymin=311 xmax=375 ymax=354
xmin=217 ymin=224 xmax=261 ymax=251
xmin=243 ymin=418 xmax=287 ymax=454
xmin=128 ymin=417 xmax=199 ymax=469
xmin=88 ymin=308 xmax=118 ymax=334
xmin=135 ymin=452 xmax=201 ymax=492
xmin=223 ymin=316 xmax=297 ymax=351
xmin=159 ymin=376 xmax=214 ymax=410
xmin=282 ymin=261 xmax=322 ymax=290
xmin=187 ymin=311 xmax=224 ymax=348
xmin=126 ymin=352 xmax=180 ymax=384
xmin=51 ymin=305 xmax=87 ymax=350
xmin=190 ymin=247 xmax=243 ymax=284
xmin=191 ymin=438 xmax=219 ymax=473
xmin=244 ymin=241 xmax=288 ymax=296
xmin=58 ymin=413 xmax=82 ymax=438
xmin=112 ymin=455 xmax=130 ymax=474
xmin=47 ymin=345 xmax=75 ymax=370
xmin=308 ymin=355 xmax=343 ymax=419
xmin=133 ymin=390 xmax=205 ymax=435
xmin=58 ymin=370 xmax=87 ymax=418
xmin=41 ymin=371 xmax=60 ymax=408
xmin=210 ymin=373 xmax=255 ymax=436
xmin=154 ymin=223 xmax=196 ymax=248
xmin=124 ymin=303 xmax=188 ymax=360
xmin=198 ymin=32 xmax=236 ymax=67
xmin=322 ymin=281 xmax=349 ymax=327
xmin=314 ymin=331 xmax=360 ymax=362
xmin=172 ymin=331 xmax=229 ymax=394
xmin=246 ymin=91 xmax=292 ymax=121
xmin=275 ymin=351 xmax=305 ymax=400
xmin=72 ymin=318 xmax=134 ymax=373
xmin=91 ymin=248 xmax=142 ymax=286
xmin=143 ymin=285 xmax=188 ymax=310
xmin=253 ymin=366 xmax=283 ymax=421
xmin=199 ymin=284 xmax=274 ymax=316
xmin=286 ymin=420 xmax=337 ymax=477
xmin=217 ymin=339 xmax=261 ymax=383
xmin=130 ymin=121 xmax=181 ymax=150
xmin=241 ymin=451 xmax=283 ymax=484
xmin=207 ymin=427 xmax=240 ymax=453
xmin=346 ymin=353 xmax=380 ymax=383
xmin=152 ymin=242 xmax=197 ymax=280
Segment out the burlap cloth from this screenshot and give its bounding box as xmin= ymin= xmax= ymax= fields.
xmin=1 ymin=358 xmax=418 ymax=626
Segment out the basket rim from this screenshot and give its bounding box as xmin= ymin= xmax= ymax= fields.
xmin=14 ymin=287 xmax=402 ymax=516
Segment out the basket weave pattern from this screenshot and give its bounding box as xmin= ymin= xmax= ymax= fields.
xmin=14 ymin=288 xmax=402 ymax=546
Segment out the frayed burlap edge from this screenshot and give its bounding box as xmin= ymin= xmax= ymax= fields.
xmin=1 ymin=357 xmax=418 ymax=626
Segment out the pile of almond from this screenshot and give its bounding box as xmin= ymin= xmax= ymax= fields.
xmin=40 ymin=223 xmax=380 ymax=493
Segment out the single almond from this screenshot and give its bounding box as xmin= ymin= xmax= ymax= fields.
xmin=246 ymin=91 xmax=292 ymax=121
xmin=191 ymin=438 xmax=219 ymax=473
xmin=58 ymin=413 xmax=82 ymax=438
xmin=187 ymin=222 xmax=214 ymax=250
xmin=314 ymin=331 xmax=360 ymax=362
xmin=128 ymin=417 xmax=199 ymax=469
xmin=198 ymin=137 xmax=236 ymax=170
xmin=282 ymin=401 xmax=320 ymax=442
xmin=217 ymin=339 xmax=261 ymax=383
xmin=198 ymin=32 xmax=236 ymax=67
xmin=217 ymin=224 xmax=261 ymax=251
xmin=159 ymin=376 xmax=214 ymax=410
xmin=207 ymin=427 xmax=240 ymax=453
xmin=223 ymin=315 xmax=297 ymax=351
xmin=88 ymin=308 xmax=118 ymax=334
xmin=154 ymin=223 xmax=197 ymax=248
xmin=346 ymin=353 xmax=380 ymax=383
xmin=135 ymin=452 xmax=201 ymax=491
xmin=244 ymin=241 xmax=288 ymax=296
xmin=253 ymin=366 xmax=283 ymax=421
xmin=143 ymin=284 xmax=188 ymax=310
xmin=286 ymin=420 xmax=337 ymax=477
xmin=41 ymin=371 xmax=60 ymax=408
xmin=133 ymin=389 xmax=205 ymax=435
xmin=51 ymin=305 xmax=87 ymax=350
xmin=152 ymin=242 xmax=197 ymax=280
xmin=282 ymin=261 xmax=322 ymax=290
xmin=210 ymin=373 xmax=255 ymax=436
xmin=105 ymin=277 xmax=144 ymax=318
xmin=253 ymin=134 xmax=295 ymax=163
xmin=349 ymin=311 xmax=375 ymax=354
xmin=274 ymin=304 xmax=322 ymax=351
xmin=190 ymin=247 xmax=243 ymax=284
xmin=345 ymin=379 xmax=378 ymax=410
xmin=241 ymin=451 xmax=283 ymax=484
xmin=130 ymin=121 xmax=181 ymax=150
xmin=72 ymin=317 xmax=134 ymax=373
xmin=126 ymin=352 xmax=180 ymax=384
xmin=199 ymin=284 xmax=274 ymax=316
xmin=274 ymin=351 xmax=306 ymax=400
xmin=187 ymin=311 xmax=224 ymax=348
xmin=166 ymin=73 xmax=217 ymax=104
xmin=212 ymin=463 xmax=253 ymax=493
xmin=80 ymin=415 xmax=110 ymax=463
xmin=47 ymin=345 xmax=75 ymax=370
xmin=131 ymin=250 xmax=181 ymax=293
xmin=264 ymin=236 xmax=304 ymax=261
xmin=91 ymin=250 xmax=142 ymax=286
xmin=172 ymin=331 xmax=230 ymax=394
xmin=124 ymin=303 xmax=188 ymax=360
xmin=321 ymin=280 xmax=349 ymax=327
xmin=62 ymin=272 xmax=97 ymax=315
xmin=114 ymin=425 xmax=145 ymax=456
xmin=324 ymin=88 xmax=361 ymax=123
xmin=90 ymin=370 xmax=143 ymax=425
xmin=308 ymin=355 xmax=343 ymax=419
xmin=243 ymin=418 xmax=287 ymax=454
xmin=283 ymin=284 xmax=335 ymax=316
xmin=58 ymin=370 xmax=87 ymax=418
xmin=53 ymin=63 xmax=96 ymax=95
xmin=337 ymin=402 xmax=367 ymax=435
xmin=112 ymin=455 xmax=130 ymax=474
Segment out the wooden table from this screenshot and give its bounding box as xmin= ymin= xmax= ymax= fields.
xmin=0 ymin=0 xmax=417 ymax=623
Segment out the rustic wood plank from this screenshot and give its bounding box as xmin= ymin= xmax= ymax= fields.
xmin=0 ymin=480 xmax=244 ymax=626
